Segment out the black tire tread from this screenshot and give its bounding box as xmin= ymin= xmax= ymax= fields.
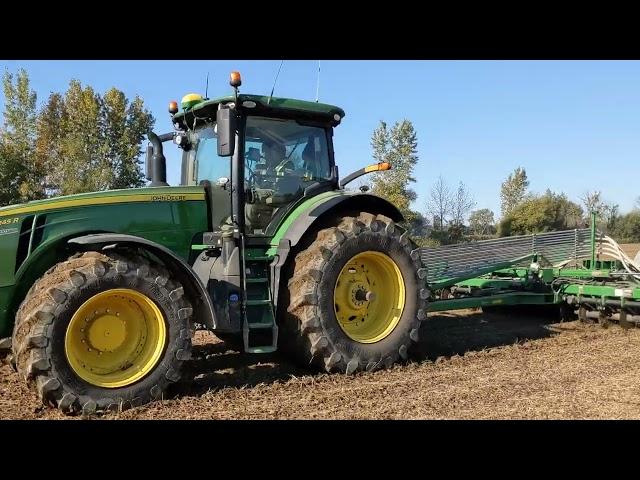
xmin=11 ymin=251 xmax=193 ymax=415
xmin=283 ymin=212 xmax=428 ymax=374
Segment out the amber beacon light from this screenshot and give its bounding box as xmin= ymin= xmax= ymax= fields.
xmin=230 ymin=71 xmax=242 ymax=88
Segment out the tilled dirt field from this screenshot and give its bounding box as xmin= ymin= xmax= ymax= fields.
xmin=4 ymin=306 xmax=640 ymax=420
xmin=621 ymin=243 xmax=640 ymax=259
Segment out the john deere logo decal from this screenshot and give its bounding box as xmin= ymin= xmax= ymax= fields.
xmin=150 ymin=195 xmax=187 ymax=202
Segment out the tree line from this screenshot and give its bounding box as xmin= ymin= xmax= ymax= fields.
xmin=0 ymin=69 xmax=154 ymax=207
xmin=1 ymin=69 xmax=637 ymax=244
xmin=365 ymin=119 xmax=640 ymax=245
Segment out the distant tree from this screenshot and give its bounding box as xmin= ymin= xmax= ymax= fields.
xmin=469 ymin=208 xmax=495 ymax=236
xmin=608 ymin=211 xmax=640 ymax=243
xmin=500 ymin=167 xmax=529 ymax=217
xmin=580 ymin=190 xmax=606 ymax=216
xmin=101 ymin=89 xmax=154 ymax=189
xmin=0 ymin=69 xmax=42 ymax=205
xmin=498 ymin=190 xmax=583 ymax=236
xmin=1 ymin=69 xmax=156 ymax=205
xmin=450 ymin=181 xmax=476 ymax=226
xmin=602 ymin=203 xmax=620 ymax=232
xmin=579 ymin=190 xmax=622 ymax=233
xmin=38 ymin=81 xmax=154 ymax=196
xmin=35 ymin=92 xmax=65 ymax=196
xmin=54 ymin=80 xmax=106 ymax=195
xmin=636 ymin=196 xmax=640 ymax=209
xmin=370 ymin=119 xmax=422 ymax=234
xmin=425 ymin=175 xmax=452 ymax=231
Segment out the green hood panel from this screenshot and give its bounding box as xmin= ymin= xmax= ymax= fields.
xmin=0 ymin=186 xmax=209 ymax=336
xmin=0 ymin=186 xmax=208 ymax=285
xmin=0 ymin=186 xmax=205 ymax=218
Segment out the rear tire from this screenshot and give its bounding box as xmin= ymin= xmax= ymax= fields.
xmin=281 ymin=212 xmax=428 ymax=373
xmin=11 ymin=251 xmax=194 ymax=415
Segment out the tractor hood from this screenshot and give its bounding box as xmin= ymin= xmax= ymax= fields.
xmin=0 ymin=185 xmax=209 ymax=337
xmin=0 ymin=186 xmax=205 ymax=218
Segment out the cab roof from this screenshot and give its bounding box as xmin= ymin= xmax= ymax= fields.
xmin=172 ymin=94 xmax=346 ymax=130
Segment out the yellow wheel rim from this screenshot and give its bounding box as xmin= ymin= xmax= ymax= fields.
xmin=333 ymin=251 xmax=405 ymax=343
xmin=65 ymin=289 xmax=167 ymax=388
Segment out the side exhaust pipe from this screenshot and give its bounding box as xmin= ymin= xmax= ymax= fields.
xmin=146 ymin=131 xmax=173 ymax=187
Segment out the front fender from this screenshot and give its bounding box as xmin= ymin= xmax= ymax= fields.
xmin=68 ymin=234 xmax=216 ymax=330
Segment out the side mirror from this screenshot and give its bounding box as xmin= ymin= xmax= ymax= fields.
xmin=216 ymin=107 xmax=236 ymax=157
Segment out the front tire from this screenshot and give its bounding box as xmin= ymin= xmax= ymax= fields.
xmin=11 ymin=251 xmax=194 ymax=415
xmin=281 ymin=212 xmax=428 ymax=373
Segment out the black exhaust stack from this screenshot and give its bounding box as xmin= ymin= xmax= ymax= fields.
xmin=146 ymin=131 xmax=171 ymax=187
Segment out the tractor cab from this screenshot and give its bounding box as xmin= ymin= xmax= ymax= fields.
xmin=166 ymin=74 xmax=345 ymax=237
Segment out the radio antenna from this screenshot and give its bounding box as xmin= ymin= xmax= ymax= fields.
xmin=315 ymin=60 xmax=321 ymax=102
xmin=268 ymin=60 xmax=284 ymax=105
xmin=205 ymin=72 xmax=209 ymax=99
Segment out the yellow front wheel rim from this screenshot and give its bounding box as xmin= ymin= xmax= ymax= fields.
xmin=65 ymin=289 xmax=167 ymax=388
xmin=333 ymin=251 xmax=406 ymax=343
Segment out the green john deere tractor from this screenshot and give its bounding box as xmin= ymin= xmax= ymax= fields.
xmin=0 ymin=72 xmax=428 ymax=414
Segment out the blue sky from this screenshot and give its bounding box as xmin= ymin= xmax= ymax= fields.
xmin=1 ymin=60 xmax=639 ymax=216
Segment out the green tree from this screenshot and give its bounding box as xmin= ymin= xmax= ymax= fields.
xmin=498 ymin=190 xmax=583 ymax=236
xmin=608 ymin=211 xmax=640 ymax=243
xmin=2 ymin=70 xmax=156 ymax=204
xmin=370 ymin=119 xmax=423 ymax=234
xmin=0 ymin=140 xmax=23 ymax=206
xmin=55 ymin=80 xmax=106 ymax=195
xmin=36 ymin=92 xmax=65 ymax=196
xmin=0 ymin=69 xmax=42 ymax=205
xmin=38 ymin=80 xmax=155 ymax=195
xmin=101 ymin=89 xmax=154 ymax=189
xmin=469 ymin=208 xmax=495 ymax=235
xmin=500 ymin=167 xmax=529 ymax=217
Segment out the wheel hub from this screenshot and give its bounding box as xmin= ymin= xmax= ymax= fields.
xmin=350 ymin=283 xmax=372 ymax=309
xmin=65 ymin=288 xmax=166 ymax=388
xmin=334 ymin=251 xmax=405 ymax=343
xmin=86 ymin=313 xmax=127 ymax=352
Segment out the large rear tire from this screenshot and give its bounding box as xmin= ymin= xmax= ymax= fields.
xmin=281 ymin=212 xmax=428 ymax=373
xmin=11 ymin=251 xmax=194 ymax=415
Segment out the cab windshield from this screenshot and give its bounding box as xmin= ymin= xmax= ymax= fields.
xmin=243 ymin=116 xmax=332 ymax=233
xmin=244 ymin=116 xmax=331 ymax=187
